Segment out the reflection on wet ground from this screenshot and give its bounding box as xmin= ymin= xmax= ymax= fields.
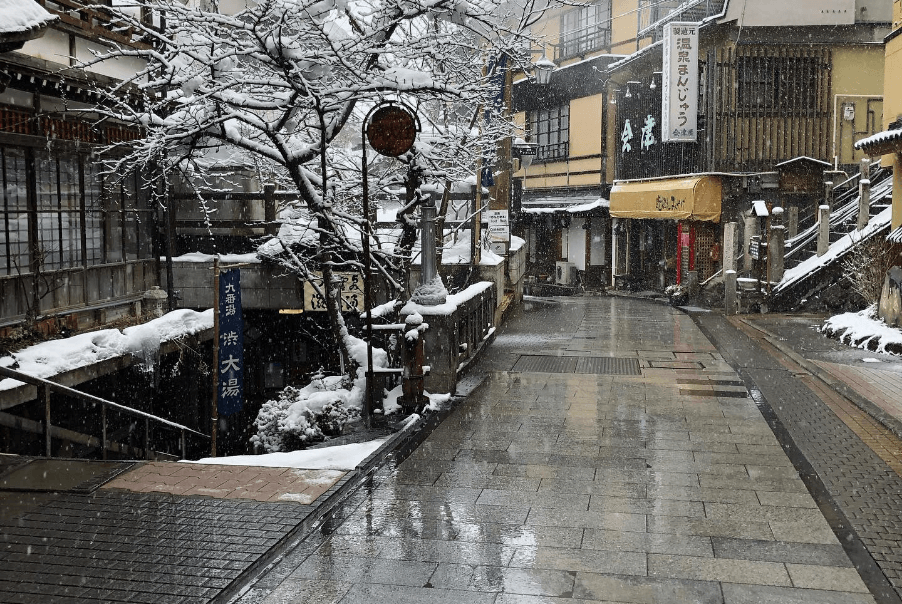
xmin=252 ymin=297 xmax=876 ymax=604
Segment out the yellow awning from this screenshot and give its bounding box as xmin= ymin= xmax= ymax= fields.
xmin=609 ymin=175 xmax=723 ymax=222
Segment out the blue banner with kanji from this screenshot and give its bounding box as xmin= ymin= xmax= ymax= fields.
xmin=217 ymin=268 xmax=244 ymax=416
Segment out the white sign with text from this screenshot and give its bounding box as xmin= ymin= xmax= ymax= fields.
xmin=662 ymin=22 xmax=699 ymax=143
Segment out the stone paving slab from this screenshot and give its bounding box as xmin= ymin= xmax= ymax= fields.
xmin=696 ymin=311 xmax=902 ymax=603
xmin=0 ymin=459 xmax=354 ymax=603
xmin=102 ymin=461 xmax=345 ymax=504
xmin=236 ymin=297 xmax=880 ymax=604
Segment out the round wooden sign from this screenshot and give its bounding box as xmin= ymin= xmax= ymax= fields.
xmin=366 ymin=105 xmax=417 ymax=157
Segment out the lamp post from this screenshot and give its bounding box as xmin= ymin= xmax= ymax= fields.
xmin=533 ymin=54 xmax=555 ymax=86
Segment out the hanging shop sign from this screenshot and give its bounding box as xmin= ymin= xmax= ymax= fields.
xmin=366 ymin=104 xmax=419 ymax=157
xmin=661 ymin=22 xmax=699 ymax=143
xmin=217 ymin=268 xmax=244 ymax=416
xmin=304 ymin=271 xmax=365 ymax=312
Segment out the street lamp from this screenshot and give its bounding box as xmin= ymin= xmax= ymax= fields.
xmin=512 ymin=137 xmax=537 ymax=171
xmin=533 ymin=53 xmax=555 ymax=86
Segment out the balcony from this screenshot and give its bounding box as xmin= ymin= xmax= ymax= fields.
xmin=554 ymin=25 xmax=611 ymax=61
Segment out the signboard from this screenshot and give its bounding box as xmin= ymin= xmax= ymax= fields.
xmin=217 ymin=269 xmax=244 ymax=416
xmin=304 ymin=272 xmax=365 ymax=312
xmin=366 ymin=104 xmax=417 ymax=157
xmin=661 ymin=22 xmax=699 ymax=143
xmin=486 ymin=210 xmax=509 ymax=243
xmin=749 ymin=237 xmax=761 ymax=261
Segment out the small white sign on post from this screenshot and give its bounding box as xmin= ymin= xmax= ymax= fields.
xmin=486 ymin=210 xmax=509 ymax=243
xmin=661 ymin=22 xmax=699 ymax=143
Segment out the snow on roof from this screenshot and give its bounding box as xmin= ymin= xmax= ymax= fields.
xmin=855 ymin=128 xmax=902 ymax=151
xmin=0 ymin=309 xmax=214 ymax=391
xmin=0 ymin=0 xmax=57 ymax=35
xmin=566 ymin=198 xmax=610 ymax=214
xmin=606 ymin=40 xmax=663 ymax=72
xmin=775 ymin=156 xmax=832 ymax=169
xmin=752 ymin=200 xmax=769 ymax=217
xmin=775 ymin=205 xmax=893 ymax=294
xmin=888 ymin=225 xmax=902 ymax=244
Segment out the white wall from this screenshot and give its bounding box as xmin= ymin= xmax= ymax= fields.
xmin=723 ymin=0 xmax=856 ymax=26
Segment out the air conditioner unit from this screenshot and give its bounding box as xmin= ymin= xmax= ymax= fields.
xmin=555 ymin=261 xmax=575 ymax=285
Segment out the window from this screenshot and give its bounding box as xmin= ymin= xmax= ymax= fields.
xmin=0 ymin=148 xmax=29 ymax=276
xmin=530 ymin=105 xmax=570 ymax=162
xmin=737 ymin=55 xmax=819 ymax=114
xmin=0 ymin=144 xmax=154 ymax=277
xmin=638 ymin=0 xmax=682 ymax=31
xmin=557 ymin=0 xmax=611 ymax=60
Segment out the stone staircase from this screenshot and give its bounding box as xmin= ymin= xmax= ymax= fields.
xmin=770 ymin=167 xmax=894 ymax=311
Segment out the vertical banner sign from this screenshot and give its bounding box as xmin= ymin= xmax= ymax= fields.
xmin=217 ymin=269 xmax=244 ymax=416
xmin=661 ymin=22 xmax=699 ymax=143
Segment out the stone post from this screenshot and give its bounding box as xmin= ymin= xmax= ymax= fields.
xmin=824 ymin=179 xmax=834 ymax=211
xmin=768 ymin=207 xmax=785 ymax=284
xmin=858 ymin=158 xmax=871 ymax=231
xmin=724 ymin=269 xmax=739 ymax=315
xmin=723 ymin=221 xmax=738 ymax=272
xmin=743 ymin=216 xmax=758 ymax=273
xmin=817 ymin=205 xmax=830 ymax=257
xmin=786 ymin=207 xmax=799 ymax=240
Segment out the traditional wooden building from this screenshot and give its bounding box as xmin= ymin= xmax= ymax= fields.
xmin=606 ymin=0 xmax=890 ymax=290
xmin=0 ymin=0 xmax=157 ymax=339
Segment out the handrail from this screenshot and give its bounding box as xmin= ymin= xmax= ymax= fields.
xmin=0 ymin=365 xmax=208 ymax=460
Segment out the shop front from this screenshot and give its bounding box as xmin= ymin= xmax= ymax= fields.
xmin=609 ymin=174 xmax=723 ymax=290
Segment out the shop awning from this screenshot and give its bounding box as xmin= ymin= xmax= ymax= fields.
xmin=609 ymin=175 xmax=722 ymax=222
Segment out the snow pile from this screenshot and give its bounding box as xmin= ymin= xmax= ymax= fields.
xmin=411 ymin=275 xmax=448 ymax=305
xmin=822 ymin=304 xmax=902 ymax=355
xmin=187 ymin=437 xmax=388 ymax=470
xmin=0 ymin=309 xmax=214 ymax=391
xmin=171 ymin=252 xmax=261 ymax=264
xmin=382 ymin=384 xmax=452 ymax=415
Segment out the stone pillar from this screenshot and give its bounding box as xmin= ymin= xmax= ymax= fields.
xmin=858 ymin=158 xmax=871 ymax=231
xmin=768 ymin=207 xmax=785 ymax=284
xmin=723 ymin=222 xmax=738 ymax=273
xmin=743 ymin=215 xmax=758 ymax=273
xmin=817 ymin=205 xmax=830 ymax=257
xmin=724 ymin=269 xmax=739 ymax=315
xmin=786 ymin=207 xmax=799 ymax=240
xmin=824 ymin=179 xmax=834 ymax=211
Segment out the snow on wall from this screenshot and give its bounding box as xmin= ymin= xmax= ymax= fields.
xmin=0 ymin=309 xmax=214 ymax=391
xmin=401 ymin=281 xmax=494 ymax=316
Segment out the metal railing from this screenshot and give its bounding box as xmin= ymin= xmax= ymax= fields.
xmin=0 ymin=366 xmax=208 ymax=460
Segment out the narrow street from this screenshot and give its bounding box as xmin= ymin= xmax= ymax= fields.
xmin=241 ymin=296 xmax=898 ymax=604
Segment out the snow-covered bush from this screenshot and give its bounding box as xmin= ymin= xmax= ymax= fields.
xmin=841 ymin=235 xmax=901 ymax=305
xmin=251 ymin=377 xmax=360 ymax=453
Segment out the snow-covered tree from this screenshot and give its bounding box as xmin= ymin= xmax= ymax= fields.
xmin=88 ymin=0 xmax=546 ymax=377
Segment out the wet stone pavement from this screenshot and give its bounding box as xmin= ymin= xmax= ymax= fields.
xmin=242 ymin=297 xmax=879 ymax=604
